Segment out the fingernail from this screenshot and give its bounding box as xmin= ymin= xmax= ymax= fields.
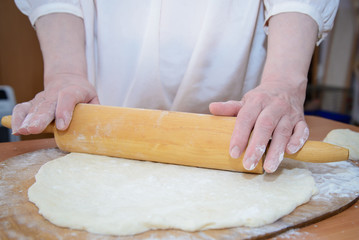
xmin=297 ymin=127 xmax=309 ymax=150
xmin=230 ymin=146 xmax=241 ymax=159
xmin=57 ymin=118 xmax=65 ymax=130
xmin=303 ymin=127 xmax=310 ymax=139
xmin=267 ymin=152 xmax=284 ymax=173
xmin=248 ymin=158 xmax=258 ymax=170
xmin=288 ymin=144 xmax=300 ymax=154
xmin=244 ymin=155 xmax=259 ymax=170
xmin=243 ymin=145 xmax=266 ymax=170
xmin=287 ymin=127 xmax=309 ymax=154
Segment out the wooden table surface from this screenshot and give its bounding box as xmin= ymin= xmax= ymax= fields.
xmin=1 ymin=115 xmax=358 ymax=239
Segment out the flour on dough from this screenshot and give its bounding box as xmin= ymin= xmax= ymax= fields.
xmin=324 ymin=129 xmax=359 ymax=160
xmin=28 ymin=153 xmax=317 ymax=236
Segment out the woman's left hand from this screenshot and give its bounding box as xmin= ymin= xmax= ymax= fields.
xmin=210 ymin=78 xmax=309 ymax=173
xmin=209 ymin=12 xmax=318 ymax=173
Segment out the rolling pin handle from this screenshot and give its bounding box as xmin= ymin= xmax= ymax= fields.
xmin=1 ymin=115 xmax=12 ymax=129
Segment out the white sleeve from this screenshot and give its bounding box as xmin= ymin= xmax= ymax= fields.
xmin=263 ymin=0 xmax=339 ymax=44
xmin=14 ymin=0 xmax=83 ymax=26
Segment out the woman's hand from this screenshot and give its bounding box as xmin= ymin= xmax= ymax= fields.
xmin=210 ymin=78 xmax=309 ymax=173
xmin=210 ymin=12 xmax=317 ymax=172
xmin=12 ymin=13 xmax=96 ymax=135
xmin=12 ymin=74 xmax=99 ymax=135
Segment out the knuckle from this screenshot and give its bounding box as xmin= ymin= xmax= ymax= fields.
xmin=238 ymin=111 xmax=256 ymax=125
xmin=253 ymin=94 xmax=268 ymax=106
xmin=258 ymin=115 xmax=276 ymax=131
xmin=13 ymin=102 xmax=30 ymax=112
xmin=34 ymin=91 xmax=46 ymax=101
xmin=243 ymin=91 xmax=266 ymax=104
xmin=277 ymin=122 xmax=293 ymax=138
xmin=273 ymin=98 xmax=290 ymax=110
xmin=34 ymin=91 xmax=56 ymax=107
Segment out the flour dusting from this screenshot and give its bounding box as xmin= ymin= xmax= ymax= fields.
xmin=273 ymin=229 xmax=313 ymax=239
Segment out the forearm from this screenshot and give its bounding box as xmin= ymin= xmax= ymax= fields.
xmin=35 ymin=13 xmax=87 ymax=87
xmin=262 ymin=12 xmax=318 ymax=88
xmin=12 ymin=13 xmax=98 ymax=134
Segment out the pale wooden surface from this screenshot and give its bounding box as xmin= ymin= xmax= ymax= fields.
xmin=0 ymin=116 xmax=358 ymax=239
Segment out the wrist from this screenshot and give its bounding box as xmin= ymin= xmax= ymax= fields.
xmin=44 ymin=72 xmax=89 ymax=90
xmin=261 ymin=61 xmax=308 ymax=89
xmin=261 ymin=73 xmax=307 ymax=93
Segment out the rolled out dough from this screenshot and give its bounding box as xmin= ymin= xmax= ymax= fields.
xmin=28 ymin=153 xmax=316 ymax=236
xmin=323 ymin=129 xmax=359 ymax=160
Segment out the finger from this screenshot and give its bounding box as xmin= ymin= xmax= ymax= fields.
xmin=242 ymin=104 xmax=284 ymax=170
xmin=209 ymin=101 xmax=243 ymax=116
xmin=90 ymin=96 xmax=100 ymax=105
xmin=18 ymin=95 xmax=57 ymax=135
xmin=12 ymin=102 xmax=32 ymax=135
xmin=229 ymin=101 xmax=261 ymax=160
xmin=263 ymin=116 xmax=293 ymax=173
xmin=55 ymin=87 xmax=98 ymax=130
xmin=55 ymin=89 xmax=82 ymax=130
xmin=286 ymin=120 xmax=309 ymax=154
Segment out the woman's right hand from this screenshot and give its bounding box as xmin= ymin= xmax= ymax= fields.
xmin=12 ymin=13 xmax=96 ymax=135
xmin=12 ymin=74 xmax=99 ymax=135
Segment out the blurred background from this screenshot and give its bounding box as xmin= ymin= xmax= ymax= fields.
xmin=0 ymin=0 xmax=358 ymax=142
xmin=305 ymin=0 xmax=359 ymax=126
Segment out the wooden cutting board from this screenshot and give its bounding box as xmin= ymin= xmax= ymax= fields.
xmin=1 ymin=147 xmax=358 ymax=240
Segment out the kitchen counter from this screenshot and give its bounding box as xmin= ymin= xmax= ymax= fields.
xmin=1 ymin=116 xmax=358 ymax=239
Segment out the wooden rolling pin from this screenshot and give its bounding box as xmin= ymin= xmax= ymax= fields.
xmin=1 ymin=104 xmax=349 ymax=174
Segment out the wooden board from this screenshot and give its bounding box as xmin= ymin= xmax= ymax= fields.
xmin=1 ymin=148 xmax=359 ymax=239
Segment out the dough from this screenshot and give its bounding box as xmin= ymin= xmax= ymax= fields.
xmin=323 ymin=129 xmax=359 ymax=160
xmin=28 ymin=153 xmax=316 ymax=236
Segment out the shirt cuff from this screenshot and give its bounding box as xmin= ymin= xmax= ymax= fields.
xmin=264 ymin=2 xmax=325 ymax=45
xmin=29 ymin=3 xmax=83 ymax=26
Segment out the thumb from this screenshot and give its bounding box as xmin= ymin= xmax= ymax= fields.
xmin=209 ymin=101 xmax=243 ymax=116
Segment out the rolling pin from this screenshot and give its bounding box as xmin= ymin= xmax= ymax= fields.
xmin=1 ymin=104 xmax=349 ymax=174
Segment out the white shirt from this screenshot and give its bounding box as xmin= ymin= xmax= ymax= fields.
xmin=15 ymin=0 xmax=338 ymax=113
